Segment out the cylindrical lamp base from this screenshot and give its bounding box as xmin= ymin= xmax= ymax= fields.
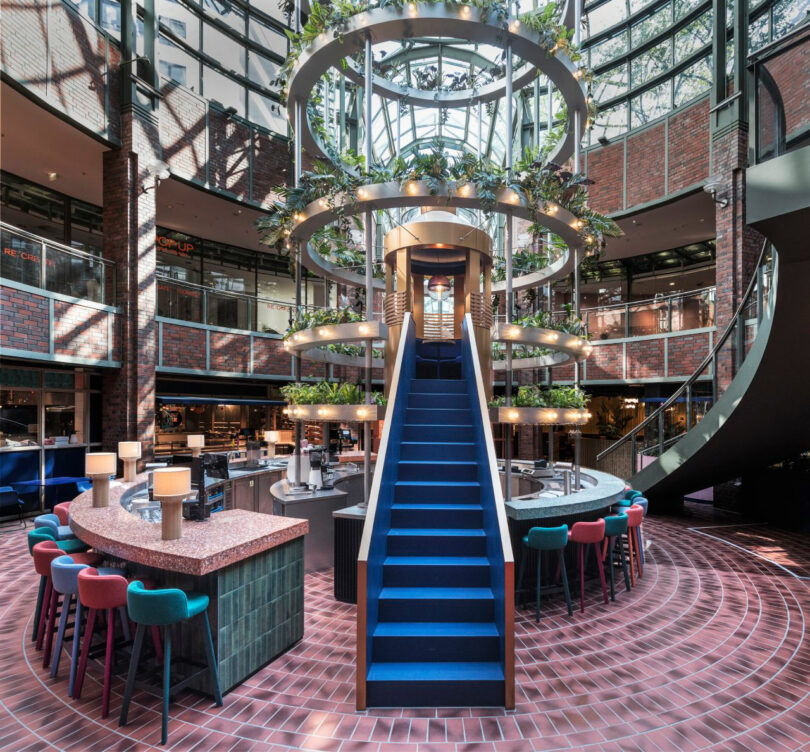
xmin=123 ymin=458 xmax=137 ymax=483
xmin=91 ymin=475 xmax=110 ymax=508
xmin=191 ymin=447 xmax=202 ymax=458
xmin=157 ymin=494 xmax=185 ymax=540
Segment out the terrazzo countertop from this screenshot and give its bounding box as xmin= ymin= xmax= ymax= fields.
xmin=69 ymin=474 xmax=308 ymax=576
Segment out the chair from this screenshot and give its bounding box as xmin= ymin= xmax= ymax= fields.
xmin=602 ymin=514 xmax=632 ymax=600
xmin=0 ymin=486 xmax=25 ymax=528
xmin=568 ymin=519 xmax=609 ymax=612
xmin=31 ymin=541 xmax=102 ymax=666
xmin=74 ymin=569 xmax=161 ymax=717
xmin=631 ymin=497 xmax=648 ymax=568
xmin=34 ymin=513 xmax=74 ymax=541
xmin=516 ymin=524 xmax=573 ymax=621
xmin=624 ymin=489 xmax=644 ymax=502
xmin=53 ymin=502 xmax=72 ymax=526
xmin=49 ymin=556 xmax=125 ymax=696
xmin=625 ymin=504 xmax=644 ymax=581
xmin=120 ymin=581 xmax=222 ymax=745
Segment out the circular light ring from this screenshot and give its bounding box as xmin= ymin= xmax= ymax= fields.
xmin=299 ymin=347 xmax=385 ymax=369
xmin=492 ymin=350 xmax=572 ymax=371
xmin=285 ymin=321 xmax=387 ymax=352
xmin=491 ymin=322 xmax=591 ymax=361
xmin=287 ymin=3 xmax=587 ymax=166
xmin=286 ymin=403 xmax=383 ymax=421
xmin=490 ymin=406 xmax=591 ymax=425
xmin=291 ymin=180 xmax=581 ymax=289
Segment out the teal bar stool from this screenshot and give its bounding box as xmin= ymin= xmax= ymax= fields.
xmin=120 ymin=581 xmax=223 ymax=745
xmin=602 ymin=514 xmax=632 ymax=600
xmin=516 ymin=524 xmax=573 ymax=621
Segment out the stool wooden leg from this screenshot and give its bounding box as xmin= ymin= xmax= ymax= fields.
xmin=201 ymin=612 xmax=223 ymax=706
xmin=50 ymin=592 xmax=72 ymax=677
xmin=118 ymin=606 xmax=131 ymax=642
xmin=594 ymin=543 xmax=609 ymax=604
xmin=634 ymin=528 xmax=643 ymax=578
xmin=558 ymin=550 xmax=573 ymax=617
xmin=36 ymin=579 xmax=52 ymax=650
xmin=535 ymin=553 xmax=542 ymax=623
xmin=119 ymin=623 xmax=144 ymax=727
xmin=627 ymin=531 xmax=636 ymax=588
xmin=42 ymin=588 xmax=60 ymax=668
xmin=607 ymin=539 xmax=616 ymax=601
xmin=68 ymin=600 xmax=83 ymax=698
xmin=102 ymin=607 xmax=115 ymax=718
xmin=617 ymin=535 xmax=631 ymax=592
xmin=516 ymin=547 xmax=527 ymax=609
xmin=161 ymin=627 xmax=172 ymax=745
xmin=32 ymin=576 xmax=46 ymax=643
xmin=578 ymin=543 xmax=585 ymax=613
xmin=73 ymin=607 xmax=97 ymax=699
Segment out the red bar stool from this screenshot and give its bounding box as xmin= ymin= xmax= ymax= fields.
xmin=31 ymin=541 xmax=102 ymax=667
xmin=625 ymin=504 xmax=644 ymax=583
xmin=74 ymin=568 xmax=162 ymax=718
xmin=568 ymin=519 xmax=609 ymax=613
xmin=53 ymin=502 xmax=72 ymax=526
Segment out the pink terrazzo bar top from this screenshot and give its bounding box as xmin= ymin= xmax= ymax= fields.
xmin=69 ymin=474 xmax=308 ymax=576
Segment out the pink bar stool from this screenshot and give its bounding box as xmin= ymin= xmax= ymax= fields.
xmin=32 ymin=541 xmax=102 ymax=667
xmin=53 ymin=502 xmax=72 ymax=526
xmin=625 ymin=504 xmax=644 ymax=584
xmin=568 ymin=519 xmax=609 ymax=613
xmin=74 ymin=568 xmax=162 ymax=718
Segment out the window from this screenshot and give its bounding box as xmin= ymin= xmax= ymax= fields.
xmin=593 ymin=101 xmax=629 ymax=141
xmin=0 ymin=226 xmax=42 ymax=288
xmin=631 ymin=81 xmax=671 ymax=126
xmin=674 ymin=56 xmax=712 ymax=106
xmin=159 ymin=35 xmax=200 ymax=89
xmin=631 ymin=5 xmax=672 ymax=47
xmin=0 ymin=389 xmax=39 ymax=448
xmin=248 ymin=51 xmax=279 ymax=89
xmin=674 ymin=13 xmax=712 ymax=63
xmin=249 ymin=16 xmax=287 ymax=58
xmin=203 ymin=65 xmax=246 ymax=115
xmin=587 ymin=0 xmax=628 ymax=38
xmin=593 ymin=64 xmax=628 ymax=102
xmin=203 ymin=23 xmax=246 ymax=76
xmin=589 ymin=31 xmax=628 ymax=67
xmin=249 ymin=91 xmax=287 ymax=133
xmin=631 ymin=41 xmax=672 ymax=86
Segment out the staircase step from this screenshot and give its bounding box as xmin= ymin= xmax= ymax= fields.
xmin=405 ymin=408 xmax=472 ymax=425
xmin=387 ymin=528 xmax=487 ymax=556
xmin=383 ymin=556 xmax=491 ymax=587
xmin=402 ymin=424 xmax=475 ymax=442
xmin=372 ymin=622 xmax=500 ymax=662
xmin=366 ymin=662 xmax=504 ymax=707
xmin=408 ymin=392 xmax=468 ymax=409
xmin=399 ymin=442 xmax=477 ymax=462
xmin=410 ymin=379 xmax=467 ymax=393
xmin=394 ymin=481 xmax=481 ymax=504
xmin=378 ymin=586 xmax=495 ymax=621
xmin=397 ymin=461 xmax=478 ymax=482
xmin=391 ymin=503 xmax=483 ymax=528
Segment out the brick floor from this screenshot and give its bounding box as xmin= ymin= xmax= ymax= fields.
xmin=0 ymin=514 xmax=809 ymax=751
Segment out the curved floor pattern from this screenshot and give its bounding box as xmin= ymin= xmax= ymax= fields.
xmin=1 ymin=515 xmax=809 ymax=751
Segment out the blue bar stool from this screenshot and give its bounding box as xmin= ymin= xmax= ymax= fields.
xmin=602 ymin=514 xmax=632 ymax=600
xmin=120 ymin=581 xmax=223 ymax=745
xmin=34 ymin=513 xmax=74 ymax=541
xmin=616 ymin=496 xmax=648 ymax=568
xmin=516 ymin=524 xmax=573 ymax=621
xmin=49 ymin=556 xmax=125 ymax=696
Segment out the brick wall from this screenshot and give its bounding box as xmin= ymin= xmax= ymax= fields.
xmin=625 ymin=339 xmax=665 ymax=380
xmin=667 ymin=332 xmax=711 ymax=377
xmin=209 ymin=331 xmax=251 ymax=373
xmin=53 ymin=300 xmax=109 ymax=360
xmin=160 ymin=82 xmax=207 ymax=184
xmin=586 ymin=96 xmax=710 ymax=214
xmin=586 ymin=342 xmax=623 ymax=380
xmin=763 ymin=38 xmax=810 ymax=144
xmin=0 ymin=0 xmax=118 ymax=140
xmin=0 ymin=286 xmax=49 ymax=353
xmin=252 ymin=337 xmax=293 ymax=376
xmin=161 ymin=323 xmax=206 ymax=370
xmin=209 ymin=110 xmax=251 ymax=200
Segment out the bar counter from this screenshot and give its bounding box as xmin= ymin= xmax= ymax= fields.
xmin=69 ymin=474 xmax=309 ymax=693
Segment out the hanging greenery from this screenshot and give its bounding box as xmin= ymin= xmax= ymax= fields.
xmin=489 ymin=384 xmax=590 ymax=408
xmin=281 ymin=381 xmax=387 ymax=405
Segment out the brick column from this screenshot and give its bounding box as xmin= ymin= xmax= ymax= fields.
xmin=102 ymin=112 xmax=161 ymax=460
xmin=711 ymin=125 xmax=764 ymax=393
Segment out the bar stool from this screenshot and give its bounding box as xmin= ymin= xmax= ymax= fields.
xmin=624 ymin=490 xmax=644 ymax=503
xmin=568 ymin=519 xmax=609 ymax=613
xmin=516 ymin=524 xmax=573 ymax=621
xmin=53 ymin=502 xmax=72 ymax=526
xmin=49 ymin=556 xmax=125 ymax=696
xmin=625 ymin=504 xmax=644 ymax=581
xmin=602 ymin=514 xmax=632 ymax=600
xmin=120 ymin=581 xmax=223 ymax=745
xmin=34 ymin=513 xmax=74 ymax=541
xmin=31 ymin=541 xmax=101 ymax=664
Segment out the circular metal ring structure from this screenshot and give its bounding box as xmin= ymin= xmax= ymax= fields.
xmin=284 ymin=321 xmax=387 ymax=368
xmin=491 ymin=322 xmax=591 ymax=370
xmin=490 ymin=406 xmax=591 ymax=425
xmin=287 ymin=3 xmax=587 ymax=166
xmin=291 ymin=180 xmax=582 ymax=289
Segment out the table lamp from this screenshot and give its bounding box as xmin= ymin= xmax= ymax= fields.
xmin=187 ymin=434 xmax=205 ymax=458
xmin=85 ymin=452 xmax=117 ymax=508
xmin=152 ymin=467 xmax=191 ymax=540
xmin=118 ymin=441 xmax=141 ymax=482
xmin=264 ymin=430 xmax=280 ymax=458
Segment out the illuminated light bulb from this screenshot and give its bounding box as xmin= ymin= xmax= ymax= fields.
xmin=508 ymin=410 xmax=519 ymax=421
xmin=408 ymin=2 xmax=417 ymax=14
xmin=460 ymin=5 xmax=470 ymax=16
xmin=459 ymin=183 xmax=470 ymax=196
xmin=407 ymin=181 xmax=418 ymax=194
xmin=549 ymin=411 xmax=558 ymax=421
xmin=319 ymin=198 xmax=328 ymax=208
xmin=317 ymin=408 xmax=326 ymax=416
xmin=358 ymin=324 xmax=370 ymax=336
xmin=509 ymin=327 xmax=521 ymax=337
xmin=585 ymin=411 xmax=592 ymax=420
xmin=282 ymin=407 xmax=290 ymax=415
xmin=575 ymin=219 xmax=585 ymax=229
xmin=319 ymin=328 xmax=332 ymax=337
xmin=547 ymin=204 xmax=558 ymax=214
xmin=357 ymin=407 xmax=368 ymax=419
xmin=358 ymin=187 xmax=369 ymax=199
xmin=294 ymin=408 xmax=302 ymax=417
xmin=509 ymin=19 xmax=520 ymax=32
xmin=585 ymin=234 xmax=594 ymax=244
xmin=547 ymin=332 xmax=559 ymax=342
xmin=574 ymin=68 xmax=583 ymax=80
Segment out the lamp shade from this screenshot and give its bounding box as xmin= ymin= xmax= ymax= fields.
xmin=427 ymin=274 xmax=450 ymax=293
xmin=186 ymin=434 xmax=205 ymax=448
xmin=85 ymin=452 xmax=117 ymax=476
xmin=118 ymin=441 xmax=142 ymax=459
xmin=264 ymin=430 xmax=281 ymax=443
xmin=152 ymin=467 xmax=191 ymax=497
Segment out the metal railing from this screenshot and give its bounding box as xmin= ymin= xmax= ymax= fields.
xmin=596 ymin=242 xmax=774 ymax=479
xmin=0 ymin=223 xmax=115 ymax=305
xmin=750 ymin=20 xmax=810 ymax=164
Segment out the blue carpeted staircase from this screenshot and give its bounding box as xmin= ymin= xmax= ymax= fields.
xmin=365 ymin=339 xmax=505 ymax=707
